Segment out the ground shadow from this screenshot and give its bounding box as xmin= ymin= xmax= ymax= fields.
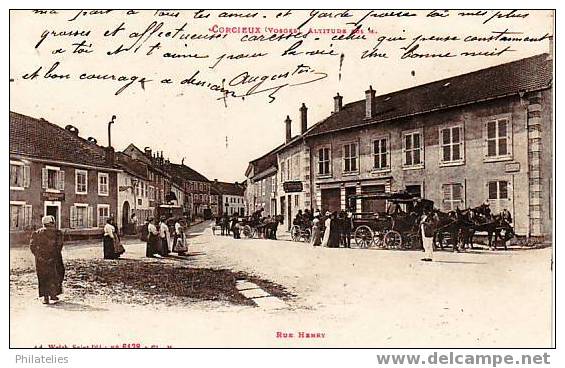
xmin=46 ymin=301 xmax=107 ymax=312
xmin=433 ymin=260 xmax=487 ymax=265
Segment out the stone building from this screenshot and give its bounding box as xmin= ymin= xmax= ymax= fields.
xmin=304 ymin=53 xmax=552 ymax=237
xmin=211 ymin=180 xmax=245 ymax=216
xmin=244 ymin=147 xmax=279 ymax=217
xmin=9 ymin=112 xmax=119 ymax=244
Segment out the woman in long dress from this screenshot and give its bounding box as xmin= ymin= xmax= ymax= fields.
xmin=327 ymin=212 xmax=341 ymax=248
xmin=310 ymin=215 xmax=321 ymax=246
xmin=30 ymin=215 xmax=65 ymax=304
xmin=173 ymin=218 xmax=188 ymax=256
xmin=103 ymin=218 xmax=118 ymax=259
xmin=321 ymin=211 xmax=331 ymax=247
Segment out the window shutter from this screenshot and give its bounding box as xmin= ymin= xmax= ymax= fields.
xmin=23 ymin=166 xmax=31 ymax=188
xmin=42 ymin=168 xmax=48 ymax=189
xmin=507 ymin=119 xmax=513 ymax=157
xmin=88 ymin=206 xmax=94 ymax=228
xmin=70 ymin=206 xmax=76 ymax=229
xmin=24 ymin=205 xmax=32 ymax=229
xmin=57 ymin=170 xmax=65 ymax=190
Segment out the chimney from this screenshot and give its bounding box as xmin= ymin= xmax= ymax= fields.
xmin=300 ymin=103 xmax=308 ymax=134
xmin=285 ymin=115 xmax=292 ymax=143
xmin=334 ymin=93 xmax=343 ymax=113
xmin=108 ymin=115 xmax=116 ymax=147
xmin=365 ymin=86 xmax=376 ymax=119
xmin=65 ymin=125 xmax=79 ymax=135
xmin=144 ymin=147 xmax=152 ymax=158
xmin=105 ymin=146 xmax=115 ymax=164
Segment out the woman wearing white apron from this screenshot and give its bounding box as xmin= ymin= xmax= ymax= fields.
xmin=420 ymin=211 xmax=434 ymax=262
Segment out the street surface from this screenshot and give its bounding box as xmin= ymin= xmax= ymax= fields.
xmin=10 ymin=221 xmax=553 ymax=348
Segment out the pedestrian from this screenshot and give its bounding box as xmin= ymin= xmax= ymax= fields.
xmin=231 ymin=214 xmax=241 ymax=239
xmin=342 ymin=210 xmax=353 ymax=248
xmin=159 ymin=216 xmax=170 ymax=257
xmin=310 ymin=214 xmax=322 ymax=246
xmin=103 ymin=218 xmax=123 ymax=259
xmin=328 ymin=212 xmax=341 ymax=248
xmin=173 ymin=218 xmax=188 ymax=256
xmin=131 ymin=213 xmax=138 ymax=235
xmin=321 ymin=211 xmax=331 ymax=247
xmin=420 ymin=210 xmax=435 ymax=262
xmin=146 ymin=217 xmax=160 ymax=258
xmin=29 ymin=215 xmax=65 ymax=305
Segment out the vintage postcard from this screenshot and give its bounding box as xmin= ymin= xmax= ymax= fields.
xmin=9 ymin=8 xmax=554 ymax=350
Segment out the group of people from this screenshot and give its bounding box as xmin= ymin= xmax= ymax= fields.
xmin=142 ymin=216 xmax=190 ymax=258
xmin=304 ymin=209 xmax=354 ymax=248
xmin=214 ymin=208 xmax=280 ymax=240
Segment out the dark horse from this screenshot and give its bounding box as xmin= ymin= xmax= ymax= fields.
xmin=468 ymin=205 xmax=515 ymax=250
xmin=431 ymin=209 xmax=463 ymax=252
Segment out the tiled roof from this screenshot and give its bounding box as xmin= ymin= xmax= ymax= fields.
xmin=306 ymin=53 xmax=552 ymax=137
xmin=211 ymin=181 xmax=245 ymax=196
xmin=10 ymin=111 xmax=116 ymax=169
xmin=115 ymin=152 xmax=149 ymax=180
xmin=168 ymin=163 xmax=209 ymax=183
xmin=249 ymin=144 xmax=282 ymax=178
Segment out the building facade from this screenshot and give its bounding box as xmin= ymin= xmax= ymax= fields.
xmin=211 ymin=180 xmax=245 ymax=216
xmin=247 ymin=53 xmax=552 ymax=238
xmin=10 ymin=112 xmax=119 ymax=244
xmin=245 ymin=148 xmax=279 ymax=217
xmin=304 ymin=54 xmax=552 ymax=237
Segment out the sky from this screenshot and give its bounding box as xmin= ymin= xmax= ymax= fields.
xmin=9 ymin=9 xmax=553 ymax=182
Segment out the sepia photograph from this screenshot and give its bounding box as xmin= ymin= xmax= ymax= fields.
xmin=8 ymin=7 xmax=555 ymax=352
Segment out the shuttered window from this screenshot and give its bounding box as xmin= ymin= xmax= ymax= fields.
xmin=442 ymin=183 xmax=464 ymax=211
xmin=70 ymin=205 xmax=92 ymax=229
xmin=10 ymin=162 xmax=30 ymax=189
xmin=42 ymin=167 xmax=64 ymax=191
xmin=10 ymin=204 xmax=32 ymax=230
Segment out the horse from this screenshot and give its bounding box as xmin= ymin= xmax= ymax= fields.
xmin=468 ymin=206 xmax=515 ymax=250
xmin=430 ymin=209 xmax=463 ymax=252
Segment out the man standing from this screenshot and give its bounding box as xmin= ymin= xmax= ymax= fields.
xmin=420 ymin=210 xmax=435 ymax=262
xmin=29 ymin=215 xmax=64 ymax=304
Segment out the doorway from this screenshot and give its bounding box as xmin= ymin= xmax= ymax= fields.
xmin=122 ymin=201 xmax=130 ymax=234
xmin=361 ymin=185 xmax=386 ymax=213
xmin=44 ymin=201 xmax=61 ymax=229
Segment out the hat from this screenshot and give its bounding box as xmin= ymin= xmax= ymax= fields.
xmin=483 ymin=201 xmax=490 ymax=206
xmin=325 ymin=211 xmax=331 ymax=216
xmin=41 ymin=215 xmax=55 ymax=225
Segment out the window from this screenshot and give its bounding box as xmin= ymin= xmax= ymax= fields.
xmin=485 ymin=118 xmax=512 ymax=159
xmin=343 ymin=143 xmax=358 ymax=173
xmin=286 ymin=158 xmax=291 ymax=181
xmin=10 ymin=162 xmax=30 ymax=189
xmin=318 ymin=147 xmax=331 ymax=176
xmin=440 ymin=125 xmax=464 ymax=165
xmin=294 ymin=195 xmax=299 ymax=207
xmin=488 ymin=180 xmax=509 ymax=200
xmin=403 ymin=131 xmax=424 ymax=168
xmin=42 ymin=166 xmax=64 ymax=191
xmin=261 ymin=179 xmax=266 ymax=196
xmin=75 ymin=170 xmax=88 ymax=194
xmin=97 ymin=205 xmax=110 ymax=227
xmin=271 ymin=176 xmax=276 ymax=193
xmin=10 ymin=203 xmax=32 ymax=230
xmin=373 ymin=137 xmax=389 ymax=170
xmin=442 ymin=183 xmax=464 ymax=211
xmin=98 ymin=173 xmax=109 ymax=196
xmin=70 ymin=204 xmax=92 ymax=229
xmin=292 ymin=154 xmax=300 ymax=180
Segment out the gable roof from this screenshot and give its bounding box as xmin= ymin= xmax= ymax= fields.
xmin=305 ymin=53 xmax=552 ymax=137
xmin=10 ymin=111 xmax=116 ymax=169
xmin=211 ymin=181 xmax=245 ymax=196
xmin=168 ymin=163 xmax=209 ymax=183
xmin=115 ymin=151 xmax=149 ymax=180
xmin=247 ymin=144 xmax=282 ymax=179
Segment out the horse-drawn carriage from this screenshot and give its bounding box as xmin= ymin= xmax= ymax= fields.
xmin=349 ymin=192 xmax=434 ymax=249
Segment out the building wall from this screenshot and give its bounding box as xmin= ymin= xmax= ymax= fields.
xmin=308 ymin=94 xmax=548 ymax=236
xmin=116 ymin=172 xmax=153 ymax=232
xmin=246 ymin=172 xmax=277 ymax=217
xmin=10 ymin=158 xmax=117 ymax=244
xmin=277 ymin=142 xmax=311 ymax=228
xmin=222 ymin=194 xmax=245 ymax=216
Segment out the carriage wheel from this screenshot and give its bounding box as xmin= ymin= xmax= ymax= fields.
xmin=243 ymin=225 xmax=253 ymax=238
xmin=372 ymin=230 xmax=385 ymax=248
xmin=384 ymin=230 xmax=402 ymax=249
xmin=302 ymin=228 xmax=312 ymax=243
xmin=290 ymin=225 xmax=301 ymax=242
xmin=354 ymin=225 xmax=374 ymax=249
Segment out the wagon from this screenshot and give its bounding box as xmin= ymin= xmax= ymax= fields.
xmin=348 ymin=192 xmax=434 ymax=249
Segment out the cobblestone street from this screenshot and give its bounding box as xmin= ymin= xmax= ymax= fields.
xmin=10 ymin=221 xmax=553 ymax=348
